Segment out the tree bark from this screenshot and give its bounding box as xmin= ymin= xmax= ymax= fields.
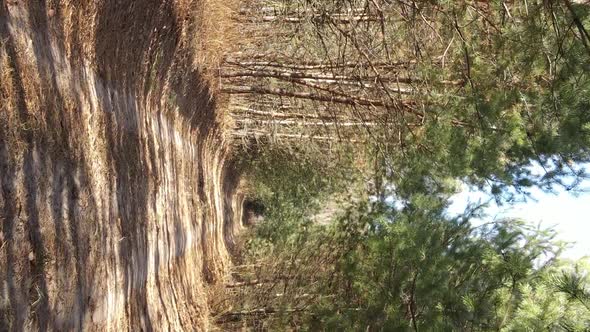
xmin=224 ymin=59 xmax=430 ymax=71
xmin=235 ymin=118 xmax=379 ymax=127
xmin=230 ymin=107 xmax=341 ymax=120
xmin=234 ymin=15 xmax=380 ymax=24
xmin=215 ymin=308 xmax=306 ymax=323
xmin=221 ymin=85 xmax=419 ymax=113
xmin=232 ymin=130 xmax=363 ymax=143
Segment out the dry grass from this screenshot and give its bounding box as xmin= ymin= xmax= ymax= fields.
xmin=0 ymin=46 xmax=16 ymax=113
xmin=190 ymin=0 xmax=240 ymax=83
xmin=183 ymin=0 xmax=241 ymax=141
xmin=216 ymin=95 xmax=237 ymax=142
xmin=0 ymin=44 xmax=27 ymax=160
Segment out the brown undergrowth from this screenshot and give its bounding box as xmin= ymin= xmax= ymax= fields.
xmin=0 ymin=0 xmax=243 ymax=330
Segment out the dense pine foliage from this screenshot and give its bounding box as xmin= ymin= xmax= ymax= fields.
xmin=218 ymin=0 xmax=590 ymax=330
xmin=221 ymin=149 xmax=590 ymax=331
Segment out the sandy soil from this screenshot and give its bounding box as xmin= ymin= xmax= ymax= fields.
xmin=0 ymin=1 xmax=242 ymax=330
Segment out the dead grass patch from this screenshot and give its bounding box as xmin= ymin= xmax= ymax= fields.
xmin=0 ymin=46 xmax=16 ymax=112
xmin=188 ymin=0 xmax=240 ymax=85
xmin=0 ymin=44 xmax=25 ymax=160
xmin=174 ymin=0 xmax=241 ymax=141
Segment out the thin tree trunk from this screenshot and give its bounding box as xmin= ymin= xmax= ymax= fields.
xmin=235 ymin=118 xmax=379 ymax=127
xmin=232 ymin=130 xmax=363 ymax=143
xmin=221 ymin=85 xmax=419 ymax=112
xmin=220 ymin=69 xmax=396 ymax=82
xmin=224 ymin=59 xmax=430 ymax=71
xmin=238 ymin=7 xmax=368 ymax=17
xmin=225 ymin=279 xmax=274 ymax=288
xmin=220 ymin=69 xmax=425 ymax=86
xmin=215 ymin=308 xmax=306 ymax=323
xmin=234 ymin=15 xmax=380 ymax=24
xmin=563 ymin=0 xmax=590 ymax=56
xmin=230 ymin=107 xmax=341 ymax=120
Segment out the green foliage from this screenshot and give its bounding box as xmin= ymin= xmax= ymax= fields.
xmin=505 ymin=260 xmax=590 ymax=331
xmin=234 ymin=0 xmax=590 ymax=199
xmin=376 ymin=0 xmax=590 ymax=199
xmin=236 ymin=195 xmax=590 ymax=331
xmin=228 ymin=1 xmax=590 ymax=330
xmin=237 ymin=143 xmax=364 ymax=242
xmin=386 ymin=0 xmax=590 ymax=200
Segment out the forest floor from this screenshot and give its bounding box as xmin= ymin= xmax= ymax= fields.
xmin=0 ymin=1 xmax=241 ymax=330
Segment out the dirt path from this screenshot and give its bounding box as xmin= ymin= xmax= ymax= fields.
xmin=0 ymin=1 xmax=242 ymax=330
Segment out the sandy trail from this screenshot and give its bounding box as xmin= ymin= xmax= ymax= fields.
xmin=0 ymin=1 xmax=242 ymax=330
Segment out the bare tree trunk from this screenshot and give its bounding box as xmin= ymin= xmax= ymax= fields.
xmin=235 ymin=119 xmax=379 ymax=127
xmin=215 ymin=308 xmax=306 ymax=323
xmin=224 ymin=59 xmax=433 ymax=71
xmin=225 ymin=279 xmax=275 ymax=288
xmin=221 ymin=69 xmax=461 ymax=87
xmin=237 ymin=7 xmax=368 ymax=17
xmin=234 ymin=15 xmax=380 ymax=24
xmin=232 ymin=131 xmax=363 ymax=143
xmin=221 ymin=85 xmax=418 ymax=111
xmin=230 ymin=107 xmax=341 ymax=120
xmin=220 ymin=69 xmax=419 ymax=85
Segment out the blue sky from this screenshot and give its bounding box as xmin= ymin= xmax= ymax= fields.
xmin=449 ymin=182 xmax=589 ymax=260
